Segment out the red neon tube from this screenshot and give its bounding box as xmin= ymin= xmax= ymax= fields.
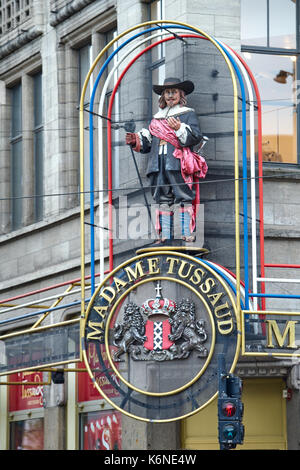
xmin=106 ymin=34 xmax=265 ymax=307
xmin=0 ymin=272 xmax=110 ymax=305
xmin=106 ymin=34 xmax=204 ymax=272
xmin=264 ymin=264 xmax=300 ymax=269
xmin=227 ymin=46 xmax=266 ymax=311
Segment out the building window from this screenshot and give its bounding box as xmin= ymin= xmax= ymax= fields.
xmin=8 ymin=370 xmax=44 ymax=450
xmin=9 ymin=70 xmax=43 ymax=231
xmin=0 ymin=0 xmax=33 ymax=35
xmin=33 ymin=71 xmax=43 ymax=222
xmin=241 ymin=0 xmax=296 ymax=49
xmin=10 ymin=82 xmax=23 ymax=230
xmin=78 ymin=42 xmax=92 ymax=203
xmin=77 ymin=29 xmax=119 ymax=200
xmin=241 ymin=0 xmax=299 ymax=164
xmin=77 ymin=346 xmax=122 ymax=450
xmin=10 ymin=417 xmax=44 ymax=450
xmin=79 ymin=43 xmax=92 ymax=102
xmin=79 ymin=410 xmax=122 ymax=450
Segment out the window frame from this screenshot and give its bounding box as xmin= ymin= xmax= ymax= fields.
xmin=9 ymin=411 xmax=44 ymax=450
xmin=241 ymin=0 xmax=300 ymax=165
xmin=10 ymin=81 xmax=23 ymax=231
xmin=77 ymin=406 xmax=122 ymax=450
xmin=77 ymin=41 xmax=92 ymax=204
xmin=7 ymin=65 xmax=43 ymax=233
xmin=32 ymin=70 xmax=43 ymax=222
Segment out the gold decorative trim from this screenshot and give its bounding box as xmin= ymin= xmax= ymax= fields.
xmin=104 ymin=276 xmax=216 ymax=397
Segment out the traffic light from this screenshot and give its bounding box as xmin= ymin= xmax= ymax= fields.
xmin=218 ymin=373 xmax=244 ymax=450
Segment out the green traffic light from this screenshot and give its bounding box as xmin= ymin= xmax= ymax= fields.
xmin=223 ymin=424 xmax=237 ymax=440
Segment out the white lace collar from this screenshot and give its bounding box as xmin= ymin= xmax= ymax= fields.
xmin=154 ymin=104 xmax=193 ymax=119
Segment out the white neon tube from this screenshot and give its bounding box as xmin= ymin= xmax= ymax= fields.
xmin=96 ymin=34 xmax=258 ymax=303
xmin=257 ymin=278 xmax=300 ymax=284
xmin=208 ymin=261 xmax=253 ymax=309
xmin=220 ymin=42 xmax=258 ymax=310
xmin=97 ymin=31 xmax=175 ymax=281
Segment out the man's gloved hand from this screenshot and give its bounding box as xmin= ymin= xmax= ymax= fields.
xmin=167 ymin=116 xmax=181 ymax=131
xmin=125 ymin=132 xmax=137 ymax=146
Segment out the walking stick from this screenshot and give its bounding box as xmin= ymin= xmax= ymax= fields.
xmin=123 ymin=121 xmax=156 ymax=236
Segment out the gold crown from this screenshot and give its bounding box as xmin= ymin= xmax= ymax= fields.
xmin=141 ymin=281 xmax=176 ymax=317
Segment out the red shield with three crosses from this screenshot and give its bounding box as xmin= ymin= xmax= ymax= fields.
xmin=144 ymin=319 xmax=173 ymax=351
xmin=141 ymin=282 xmax=176 ymax=352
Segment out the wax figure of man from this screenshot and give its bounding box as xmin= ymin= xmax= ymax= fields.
xmin=126 ymin=77 xmax=207 ymax=243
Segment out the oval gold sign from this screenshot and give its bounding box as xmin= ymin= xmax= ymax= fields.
xmin=82 ymin=250 xmax=241 ymax=422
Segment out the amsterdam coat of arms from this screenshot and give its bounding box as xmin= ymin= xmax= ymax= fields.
xmin=113 ymin=282 xmax=208 ymax=362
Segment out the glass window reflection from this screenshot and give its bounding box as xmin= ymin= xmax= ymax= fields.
xmin=241 ymin=0 xmax=296 ymax=49
xmin=79 ymin=410 xmax=122 ymax=450
xmin=10 ymin=418 xmax=44 ymax=450
xmin=243 ymin=53 xmax=297 ymax=163
xmin=269 ymin=0 xmax=296 ymax=49
xmin=241 ymin=0 xmax=267 ymax=46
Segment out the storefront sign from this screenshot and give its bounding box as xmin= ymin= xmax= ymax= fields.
xmin=242 ymin=311 xmax=300 ymax=356
xmin=82 ymin=250 xmax=241 ymax=422
xmin=81 ymin=410 xmax=122 ymax=450
xmin=78 ymin=343 xmax=120 ymax=402
xmin=9 ymin=371 xmax=44 ymax=411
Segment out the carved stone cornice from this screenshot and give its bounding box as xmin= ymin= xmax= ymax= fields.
xmin=50 ymin=0 xmax=98 ymax=26
xmin=0 ymin=26 xmax=43 ymax=60
xmin=236 ymin=359 xmax=290 ymax=379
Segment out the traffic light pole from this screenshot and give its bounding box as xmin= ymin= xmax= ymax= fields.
xmin=218 ymin=353 xmax=227 ymax=398
xmin=218 ymin=354 xmax=245 ymax=450
xmin=218 ymin=354 xmax=230 ymax=451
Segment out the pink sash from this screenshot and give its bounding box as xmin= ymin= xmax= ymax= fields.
xmin=149 ymin=118 xmax=208 ymax=232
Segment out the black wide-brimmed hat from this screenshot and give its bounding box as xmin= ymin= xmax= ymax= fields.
xmin=153 ymin=77 xmax=194 ymax=95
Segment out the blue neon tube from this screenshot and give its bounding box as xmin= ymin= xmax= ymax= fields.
xmin=88 ymin=25 xmax=185 ymax=293
xmin=199 ymin=258 xmax=245 ymax=309
xmin=87 ymin=25 xmax=250 ymax=302
xmin=213 ymin=39 xmax=250 ymax=310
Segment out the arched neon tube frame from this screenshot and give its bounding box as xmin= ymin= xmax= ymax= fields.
xmin=95 ymin=32 xmax=256 ymax=315
xmin=87 ymin=25 xmax=208 ymax=291
xmin=88 ymin=26 xmax=176 ymax=291
xmin=79 ymin=20 xmax=241 ymax=332
xmin=105 ymin=33 xmax=250 ymax=303
xmin=86 ymin=25 xmax=235 ymax=286
xmin=96 ymin=29 xmax=180 ymax=285
xmin=94 ymin=31 xmax=265 ymax=314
